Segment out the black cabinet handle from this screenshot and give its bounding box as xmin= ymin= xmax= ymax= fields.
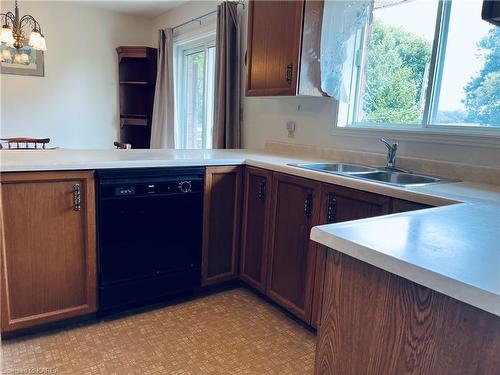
xmin=258 ymin=181 xmax=266 ymax=201
xmin=286 ymin=64 xmax=292 ymax=85
xmin=304 ymin=192 xmax=313 ymax=217
xmin=73 ymin=183 xmax=81 ymax=211
xmin=327 ymin=195 xmax=337 ymax=223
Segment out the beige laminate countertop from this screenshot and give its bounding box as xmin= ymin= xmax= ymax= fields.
xmin=1 ymin=148 xmax=499 ymax=316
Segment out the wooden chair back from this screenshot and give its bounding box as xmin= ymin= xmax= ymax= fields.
xmin=0 ymin=138 xmax=51 ymax=149
xmin=114 ymin=141 xmax=132 ymax=149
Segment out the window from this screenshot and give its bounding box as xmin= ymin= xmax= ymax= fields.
xmin=174 ymin=32 xmax=216 ymax=149
xmin=341 ymin=0 xmax=499 ymax=130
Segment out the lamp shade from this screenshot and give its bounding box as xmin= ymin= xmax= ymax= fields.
xmin=1 ymin=48 xmax=12 ymax=62
xmin=28 ymin=30 xmax=47 ymax=51
xmin=1 ymin=26 xmax=15 ymax=47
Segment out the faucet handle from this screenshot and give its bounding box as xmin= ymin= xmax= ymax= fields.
xmin=380 ymin=138 xmax=398 ymax=150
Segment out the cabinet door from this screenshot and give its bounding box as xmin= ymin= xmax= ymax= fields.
xmin=267 ymin=173 xmax=321 ymax=322
xmin=392 ymin=198 xmax=431 ymax=213
xmin=245 ymin=0 xmax=304 ymax=96
xmin=240 ymin=167 xmax=272 ymax=293
xmin=321 ymin=184 xmax=392 ymax=224
xmin=202 ymin=166 xmax=242 ymax=286
xmin=1 ymin=171 xmax=96 ymax=333
xmin=311 ymin=184 xmax=392 ymax=328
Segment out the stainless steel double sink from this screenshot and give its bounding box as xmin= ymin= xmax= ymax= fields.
xmin=289 ymin=163 xmax=452 ymax=187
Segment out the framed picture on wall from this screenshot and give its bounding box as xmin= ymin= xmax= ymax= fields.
xmin=0 ymin=43 xmax=44 ymax=77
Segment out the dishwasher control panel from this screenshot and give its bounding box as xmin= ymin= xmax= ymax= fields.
xmin=97 ymin=167 xmax=205 ymax=199
xmin=115 ymin=186 xmax=136 ymax=196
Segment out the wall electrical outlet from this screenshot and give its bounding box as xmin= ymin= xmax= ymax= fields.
xmin=286 ymin=121 xmax=296 ymax=138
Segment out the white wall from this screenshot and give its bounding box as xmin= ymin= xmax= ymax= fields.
xmin=150 ymin=0 xmax=219 ymax=40
xmin=0 ymin=1 xmax=153 ymax=149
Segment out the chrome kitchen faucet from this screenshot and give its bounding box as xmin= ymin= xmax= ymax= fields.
xmin=380 ymin=138 xmax=398 ymax=170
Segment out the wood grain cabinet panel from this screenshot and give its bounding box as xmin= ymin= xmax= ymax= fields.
xmin=202 ymin=166 xmax=242 ymax=286
xmin=266 ymin=173 xmax=321 ymax=323
xmin=240 ymin=167 xmax=272 ymax=293
xmin=245 ymin=0 xmax=304 ymax=96
xmin=311 ymin=184 xmax=392 ymax=328
xmin=316 ymin=249 xmax=500 ymax=375
xmin=392 ymin=198 xmax=432 ymax=213
xmin=0 ymin=171 xmax=96 ymax=333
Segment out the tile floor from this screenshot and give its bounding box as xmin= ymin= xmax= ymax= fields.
xmin=1 ymin=288 xmax=316 ymax=374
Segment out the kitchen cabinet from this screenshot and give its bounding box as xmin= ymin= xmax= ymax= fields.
xmin=1 ymin=171 xmax=96 ymax=333
xmin=311 ymin=184 xmax=392 ymax=328
xmin=240 ymin=167 xmax=273 ymax=293
xmin=202 ymin=166 xmax=242 ymax=286
xmin=239 ymin=167 xmax=437 ymax=328
xmin=245 ymin=0 xmax=325 ymax=96
xmin=315 ymin=249 xmax=500 ymax=374
xmin=266 ymin=173 xmax=322 ymax=323
xmin=392 ymin=198 xmax=431 ymax=213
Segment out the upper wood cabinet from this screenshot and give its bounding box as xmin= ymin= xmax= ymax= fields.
xmin=240 ymin=167 xmax=273 ymax=293
xmin=245 ymin=0 xmax=325 ymax=96
xmin=1 ymin=171 xmax=96 ymax=333
xmin=202 ymin=166 xmax=242 ymax=286
xmin=266 ymin=173 xmax=322 ymax=323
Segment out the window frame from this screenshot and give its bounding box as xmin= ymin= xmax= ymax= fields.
xmin=336 ymin=0 xmax=500 ymax=138
xmin=174 ymin=30 xmax=216 ymax=149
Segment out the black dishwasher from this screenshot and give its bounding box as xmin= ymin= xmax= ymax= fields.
xmin=96 ymin=167 xmax=204 ymax=315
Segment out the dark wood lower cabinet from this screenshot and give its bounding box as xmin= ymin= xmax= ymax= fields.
xmin=238 ymin=168 xmax=436 ymax=328
xmin=321 ymin=184 xmax=392 ymax=223
xmin=311 ymin=184 xmax=392 ymax=328
xmin=392 ymin=198 xmax=431 ymax=213
xmin=240 ymin=167 xmax=273 ymax=293
xmin=266 ymin=173 xmax=321 ymax=323
xmin=315 ymin=249 xmax=500 ymax=375
xmin=202 ymin=166 xmax=242 ymax=286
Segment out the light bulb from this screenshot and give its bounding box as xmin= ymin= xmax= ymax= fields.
xmin=1 ymin=48 xmax=12 ymax=62
xmin=21 ymin=52 xmax=29 ymax=64
xmin=28 ymin=30 xmax=47 ymax=51
xmin=14 ymin=53 xmax=22 ymax=64
xmin=1 ymin=26 xmax=15 ymax=47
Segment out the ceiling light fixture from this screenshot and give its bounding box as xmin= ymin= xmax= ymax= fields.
xmin=1 ymin=0 xmax=47 ymax=51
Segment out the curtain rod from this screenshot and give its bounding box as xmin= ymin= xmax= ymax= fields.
xmin=172 ymin=1 xmax=245 ymax=31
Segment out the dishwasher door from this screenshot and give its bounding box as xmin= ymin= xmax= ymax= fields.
xmin=96 ymin=167 xmax=204 ymax=314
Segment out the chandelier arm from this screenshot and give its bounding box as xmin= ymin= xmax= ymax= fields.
xmin=20 ymin=14 xmax=42 ymax=32
xmin=1 ymin=12 xmax=16 ymax=26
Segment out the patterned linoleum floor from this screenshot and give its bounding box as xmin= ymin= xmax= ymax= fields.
xmin=1 ymin=288 xmax=316 ymax=374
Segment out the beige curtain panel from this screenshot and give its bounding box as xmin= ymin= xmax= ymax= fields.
xmin=151 ymin=28 xmax=175 ymax=149
xmin=213 ymin=1 xmax=241 ymax=149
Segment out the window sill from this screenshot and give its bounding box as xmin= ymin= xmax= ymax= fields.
xmin=331 ymin=126 xmax=500 ymax=149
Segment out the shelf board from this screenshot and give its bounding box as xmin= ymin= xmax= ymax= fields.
xmin=120 ymin=114 xmax=148 ymax=119
xmin=119 ymin=81 xmax=153 ymax=86
xmin=120 ymin=117 xmax=148 ymax=127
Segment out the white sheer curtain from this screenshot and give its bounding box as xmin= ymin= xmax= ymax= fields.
xmin=151 ymin=28 xmax=175 ymax=149
xmin=320 ymin=0 xmax=372 ymax=102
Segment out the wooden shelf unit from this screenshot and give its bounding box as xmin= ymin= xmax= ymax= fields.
xmin=116 ymin=46 xmax=157 ymax=149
